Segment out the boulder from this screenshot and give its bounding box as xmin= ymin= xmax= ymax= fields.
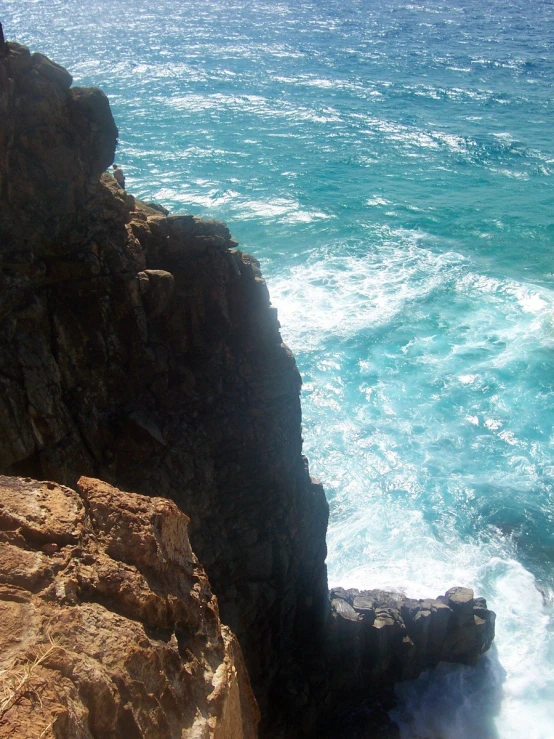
xmin=0 ymin=475 xmax=260 ymax=738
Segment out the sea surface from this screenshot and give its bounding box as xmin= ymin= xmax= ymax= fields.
xmin=3 ymin=0 xmax=554 ymax=736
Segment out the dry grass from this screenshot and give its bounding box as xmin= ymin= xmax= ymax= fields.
xmin=37 ymin=719 xmax=57 ymax=738
xmin=0 ymin=641 xmax=60 ymax=725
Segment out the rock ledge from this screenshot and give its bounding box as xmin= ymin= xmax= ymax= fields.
xmin=0 ymin=475 xmax=259 ymax=739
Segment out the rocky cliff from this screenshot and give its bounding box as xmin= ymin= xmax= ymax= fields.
xmin=0 ymin=475 xmax=259 ymax=738
xmin=0 ymin=30 xmax=495 ymax=738
xmin=0 ymin=31 xmax=329 ymax=734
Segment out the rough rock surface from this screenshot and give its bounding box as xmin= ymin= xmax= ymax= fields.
xmin=0 ymin=475 xmax=259 ymax=738
xmin=0 ymin=35 xmax=496 ymax=737
xmin=325 ymin=587 xmax=495 ymax=715
xmin=0 ymin=36 xmax=329 ymax=734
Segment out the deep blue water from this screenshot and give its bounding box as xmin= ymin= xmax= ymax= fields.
xmin=3 ymin=0 xmax=554 ymax=735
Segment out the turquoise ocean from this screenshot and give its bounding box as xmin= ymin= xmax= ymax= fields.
xmin=3 ymin=0 xmax=554 ymax=735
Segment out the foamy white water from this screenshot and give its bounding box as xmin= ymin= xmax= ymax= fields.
xmin=270 ymin=238 xmax=554 ymax=737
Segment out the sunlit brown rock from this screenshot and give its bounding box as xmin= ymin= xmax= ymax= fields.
xmin=0 ymin=475 xmax=259 ymax=739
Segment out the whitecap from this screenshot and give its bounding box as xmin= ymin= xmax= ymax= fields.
xmin=366 ymin=196 xmax=390 ymax=206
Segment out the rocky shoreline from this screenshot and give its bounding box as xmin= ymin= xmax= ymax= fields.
xmin=0 ymin=29 xmax=495 ymax=737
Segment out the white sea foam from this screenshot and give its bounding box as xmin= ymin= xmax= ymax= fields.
xmin=164 ymin=92 xmax=343 ymax=124
xmin=366 ymin=196 xmax=391 ymax=206
xmin=391 ymin=561 xmax=554 ymax=739
xmin=270 ymin=240 xmax=464 ymax=348
xmin=239 ymin=198 xmax=333 ymax=223
xmin=271 ymin=228 xmax=554 ymax=736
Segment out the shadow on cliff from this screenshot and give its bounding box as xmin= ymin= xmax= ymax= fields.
xmin=390 ymin=646 xmax=506 ymax=739
xmin=325 ymin=646 xmax=506 ymax=739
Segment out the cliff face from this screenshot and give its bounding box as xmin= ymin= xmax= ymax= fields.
xmin=0 ymin=36 xmax=329 ymax=733
xmin=0 ymin=475 xmax=259 ymax=738
xmin=0 ymin=34 xmax=495 ymax=738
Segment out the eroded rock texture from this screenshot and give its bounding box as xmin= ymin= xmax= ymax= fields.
xmin=0 ymin=37 xmax=329 ymax=733
xmin=0 ymin=475 xmax=259 ymax=738
xmin=326 ymin=587 xmax=495 ymax=715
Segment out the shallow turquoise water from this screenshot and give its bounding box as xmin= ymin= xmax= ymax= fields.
xmin=3 ymin=0 xmax=554 ymax=735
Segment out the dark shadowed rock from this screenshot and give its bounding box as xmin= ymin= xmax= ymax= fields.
xmin=70 ymin=86 xmax=118 ymax=174
xmin=0 ymin=40 xmax=330 ymax=736
xmin=325 ymin=586 xmax=495 ymax=722
xmin=139 ymin=269 xmax=175 ymax=317
xmin=6 ymin=42 xmax=32 ymax=75
xmin=0 ymin=23 xmax=7 ymax=57
xmin=144 ymin=200 xmax=170 ymax=215
xmin=32 ymin=51 xmax=73 ymax=88
xmin=0 ymin=48 xmax=118 ymax=258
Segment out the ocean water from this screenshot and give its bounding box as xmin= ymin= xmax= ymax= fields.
xmin=3 ymin=0 xmax=554 ymax=735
